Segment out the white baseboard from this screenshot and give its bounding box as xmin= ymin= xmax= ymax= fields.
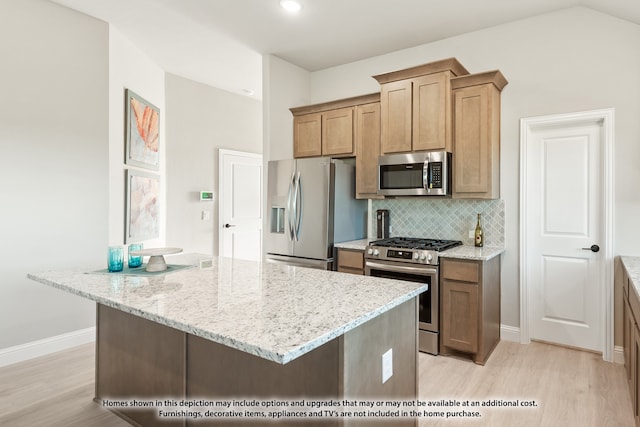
xmin=498 ymin=325 xmax=625 ymax=364
xmin=614 ymin=345 xmax=625 ymax=365
xmin=0 ymin=327 xmax=95 ymax=368
xmin=500 ymin=324 xmax=521 ymax=342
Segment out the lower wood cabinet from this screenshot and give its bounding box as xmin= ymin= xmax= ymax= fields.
xmin=440 ymin=256 xmax=500 ymax=365
xmin=620 ymin=259 xmax=640 ymax=426
xmin=336 ymin=248 xmax=364 ymax=275
xmin=441 ymin=280 xmax=479 ymax=354
xmin=634 ymin=325 xmax=640 ymax=426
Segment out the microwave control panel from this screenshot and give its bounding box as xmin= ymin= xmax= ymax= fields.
xmin=429 ymin=162 xmax=443 ymax=189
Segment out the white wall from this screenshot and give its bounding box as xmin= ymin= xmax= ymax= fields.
xmin=0 ymin=0 xmax=109 ymax=348
xmin=109 ymin=28 xmax=166 ymax=248
xmin=262 ymin=55 xmax=311 ymax=162
xmin=165 ymin=74 xmax=262 ymax=255
xmin=266 ymin=7 xmax=640 ymax=332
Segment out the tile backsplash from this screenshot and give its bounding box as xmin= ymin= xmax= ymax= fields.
xmin=371 ymin=198 xmax=505 ymax=246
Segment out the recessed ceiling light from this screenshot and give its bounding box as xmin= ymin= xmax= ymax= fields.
xmin=280 ymin=0 xmax=302 ymax=13
xmin=241 ymin=88 xmax=255 ymax=96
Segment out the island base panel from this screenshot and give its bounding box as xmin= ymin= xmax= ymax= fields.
xmin=96 ymin=304 xmax=186 ymax=426
xmin=95 ymin=299 xmax=418 ymax=427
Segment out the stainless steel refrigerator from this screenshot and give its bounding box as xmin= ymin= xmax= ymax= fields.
xmin=265 ymin=157 xmax=367 ymax=270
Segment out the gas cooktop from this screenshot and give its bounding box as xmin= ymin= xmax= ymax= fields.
xmin=365 ymin=237 xmax=462 ymax=265
xmin=368 ymin=237 xmax=463 ymax=251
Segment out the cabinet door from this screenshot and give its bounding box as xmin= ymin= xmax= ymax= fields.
xmin=293 ymin=113 xmax=322 ymax=158
xmin=380 ymin=79 xmax=412 ymax=154
xmin=634 ymin=324 xmax=640 ymax=422
xmin=441 ymin=279 xmax=479 ymax=353
xmin=337 ymin=249 xmax=364 ymax=275
xmin=355 ymin=102 xmax=382 ymax=199
xmin=625 ymin=296 xmax=633 ymax=385
xmin=453 ymin=84 xmax=500 ymax=199
xmin=322 ymin=107 xmax=354 ymax=156
xmin=413 ymin=72 xmax=451 ymax=152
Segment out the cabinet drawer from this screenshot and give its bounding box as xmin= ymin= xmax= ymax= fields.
xmin=337 ymin=249 xmax=364 ymax=270
xmin=441 ymin=259 xmax=480 ymax=283
xmin=630 ymin=285 xmax=640 ymax=327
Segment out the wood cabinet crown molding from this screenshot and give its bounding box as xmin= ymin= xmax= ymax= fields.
xmin=451 ymin=70 xmax=508 ymax=92
xmin=372 ymin=57 xmax=469 ymax=84
xmin=290 ymin=92 xmax=380 ymax=116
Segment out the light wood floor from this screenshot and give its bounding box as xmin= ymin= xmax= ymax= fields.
xmin=419 ymin=341 xmax=634 ymax=426
xmin=0 ymin=340 xmax=634 ymax=426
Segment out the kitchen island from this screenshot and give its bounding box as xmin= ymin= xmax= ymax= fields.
xmin=28 ymin=254 xmax=425 ymax=426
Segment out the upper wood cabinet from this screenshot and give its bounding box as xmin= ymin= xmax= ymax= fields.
xmin=322 ymin=107 xmax=354 ymax=156
xmin=293 ymin=113 xmax=322 ymax=158
xmin=373 ymin=58 xmax=469 ymax=154
xmin=451 ymin=71 xmax=508 ymax=199
xmin=293 ymin=109 xmax=352 ymax=158
xmin=290 ymin=93 xmax=379 ymax=159
xmin=292 ymin=108 xmax=353 ymax=158
xmin=355 ymin=102 xmax=382 ymax=199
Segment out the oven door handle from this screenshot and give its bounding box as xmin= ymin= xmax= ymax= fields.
xmin=366 ymin=261 xmax=438 ymax=276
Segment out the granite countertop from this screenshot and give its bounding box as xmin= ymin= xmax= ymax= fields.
xmin=621 ymin=256 xmax=640 ymax=295
xmin=28 ymin=254 xmax=426 ymax=365
xmin=439 ymin=245 xmax=505 ymax=261
xmin=334 ymin=238 xmax=370 ymax=251
xmin=335 ymin=239 xmax=505 ymax=261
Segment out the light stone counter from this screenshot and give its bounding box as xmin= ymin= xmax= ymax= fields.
xmin=28 ymin=253 xmax=426 ymax=364
xmin=334 ymin=238 xmax=370 ymax=251
xmin=621 ymin=256 xmax=640 ymax=296
xmin=439 ymin=244 xmax=505 ymax=261
xmin=335 ymin=239 xmax=505 ymax=261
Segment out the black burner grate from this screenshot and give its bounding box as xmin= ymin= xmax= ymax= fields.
xmin=369 ymin=237 xmax=462 ymax=251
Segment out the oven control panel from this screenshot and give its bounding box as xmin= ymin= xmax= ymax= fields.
xmin=366 ymin=247 xmax=436 ymax=265
xmin=387 ymin=249 xmax=413 ymax=260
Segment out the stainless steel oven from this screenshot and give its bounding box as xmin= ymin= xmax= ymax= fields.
xmin=364 ymin=237 xmax=462 ymax=355
xmin=365 ymin=259 xmax=439 ymax=354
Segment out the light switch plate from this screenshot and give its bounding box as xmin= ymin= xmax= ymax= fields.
xmin=382 ymin=348 xmax=393 ymax=383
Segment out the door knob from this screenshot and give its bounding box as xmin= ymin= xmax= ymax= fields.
xmin=581 ymin=245 xmax=600 ymax=253
xmin=224 ymin=223 xmax=236 ymax=228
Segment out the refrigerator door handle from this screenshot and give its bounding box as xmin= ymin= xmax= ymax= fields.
xmin=287 ymin=171 xmax=296 ymax=241
xmin=294 ymin=172 xmax=302 ymax=241
xmin=290 ymin=171 xmax=298 ymax=241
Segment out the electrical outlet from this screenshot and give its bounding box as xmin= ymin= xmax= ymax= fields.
xmin=468 ymin=230 xmax=474 ymax=239
xmin=382 ymin=348 xmax=393 ymax=383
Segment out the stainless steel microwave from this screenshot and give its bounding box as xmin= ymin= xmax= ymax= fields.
xmin=378 ymin=151 xmax=452 ymax=196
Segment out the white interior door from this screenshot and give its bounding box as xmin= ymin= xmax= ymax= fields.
xmin=522 ymin=110 xmax=613 ymax=355
xmin=219 ymin=149 xmax=263 ymax=261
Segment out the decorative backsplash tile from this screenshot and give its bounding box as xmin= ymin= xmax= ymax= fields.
xmin=371 ymin=198 xmax=505 ymax=246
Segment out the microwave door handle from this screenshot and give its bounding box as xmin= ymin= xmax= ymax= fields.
xmin=423 ymin=160 xmax=430 ymax=190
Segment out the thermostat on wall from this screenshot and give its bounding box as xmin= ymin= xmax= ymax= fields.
xmin=200 ymin=191 xmax=214 ymax=201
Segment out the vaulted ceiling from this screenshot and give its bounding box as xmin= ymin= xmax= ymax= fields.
xmin=50 ymin=0 xmax=640 ymax=100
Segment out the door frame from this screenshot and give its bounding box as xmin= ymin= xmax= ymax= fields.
xmin=218 ymin=148 xmax=263 ymax=259
xmin=519 ymin=108 xmax=615 ymax=361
